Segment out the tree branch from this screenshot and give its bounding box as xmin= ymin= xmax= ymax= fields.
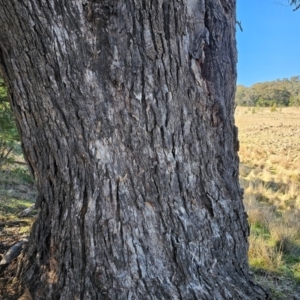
xmin=236 ymin=20 xmax=243 ymax=32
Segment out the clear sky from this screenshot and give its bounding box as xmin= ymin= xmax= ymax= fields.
xmin=236 ymin=0 xmax=300 ymax=87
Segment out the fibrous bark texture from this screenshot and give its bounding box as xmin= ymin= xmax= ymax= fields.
xmin=0 ymin=0 xmax=269 ymax=299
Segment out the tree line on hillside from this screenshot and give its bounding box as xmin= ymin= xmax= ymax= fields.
xmin=235 ymin=76 xmax=300 ymax=107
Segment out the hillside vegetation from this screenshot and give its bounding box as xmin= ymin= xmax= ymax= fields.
xmin=0 ymin=77 xmax=20 ymax=168
xmin=236 ymin=76 xmax=300 ymax=107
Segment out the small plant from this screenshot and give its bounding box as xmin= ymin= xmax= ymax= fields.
xmin=248 ymin=235 xmax=283 ymax=271
xmin=270 ymin=103 xmax=277 ymax=112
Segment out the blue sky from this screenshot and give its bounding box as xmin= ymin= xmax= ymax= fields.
xmin=236 ymin=0 xmax=300 ymax=86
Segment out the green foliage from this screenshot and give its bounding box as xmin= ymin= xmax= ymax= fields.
xmin=235 ymin=76 xmax=300 ymax=107
xmin=0 ymin=77 xmax=20 ymax=167
xmin=289 ymin=94 xmax=300 ymax=106
xmin=0 ymin=78 xmax=18 ymax=139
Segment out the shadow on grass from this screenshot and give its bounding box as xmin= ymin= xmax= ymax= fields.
xmin=0 ymin=168 xmax=36 ymax=218
xmin=0 ymin=198 xmax=34 ymax=216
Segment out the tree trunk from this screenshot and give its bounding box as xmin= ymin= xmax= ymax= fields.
xmin=0 ymin=1 xmax=269 ymax=299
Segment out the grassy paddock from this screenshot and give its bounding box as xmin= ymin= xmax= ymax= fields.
xmin=236 ymin=106 xmax=300 ymax=298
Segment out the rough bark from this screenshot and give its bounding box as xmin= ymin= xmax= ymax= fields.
xmin=0 ymin=0 xmax=269 ymax=299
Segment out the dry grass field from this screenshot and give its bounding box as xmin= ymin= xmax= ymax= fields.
xmin=236 ymin=106 xmax=300 ymax=299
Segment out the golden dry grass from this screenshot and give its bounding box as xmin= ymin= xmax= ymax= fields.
xmin=236 ymin=107 xmax=300 ymax=210
xmin=236 ymin=107 xmax=300 ymax=299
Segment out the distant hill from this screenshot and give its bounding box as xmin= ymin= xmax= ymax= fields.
xmin=235 ymin=76 xmax=300 ymax=107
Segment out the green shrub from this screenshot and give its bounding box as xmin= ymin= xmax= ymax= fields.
xmin=0 ymin=77 xmax=20 ymax=168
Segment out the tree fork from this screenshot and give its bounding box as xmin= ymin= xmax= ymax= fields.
xmin=0 ymin=1 xmax=269 ymax=299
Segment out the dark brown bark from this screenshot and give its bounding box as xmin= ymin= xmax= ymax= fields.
xmin=0 ymin=0 xmax=269 ymax=299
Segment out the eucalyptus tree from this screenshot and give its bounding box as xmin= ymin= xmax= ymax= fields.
xmin=0 ymin=1 xmax=268 ymax=299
